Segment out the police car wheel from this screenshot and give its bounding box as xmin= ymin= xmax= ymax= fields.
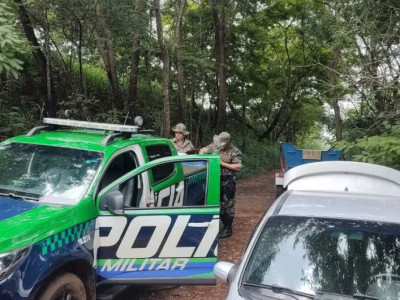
xmin=37 ymin=272 xmax=86 ymax=300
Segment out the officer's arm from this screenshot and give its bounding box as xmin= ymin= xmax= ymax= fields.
xmin=199 ymin=147 xmax=208 ymax=154
xmin=199 ymin=144 xmax=212 ymax=154
xmin=220 ymin=161 xmax=242 ymax=171
xmin=221 ymin=150 xmax=243 ymax=171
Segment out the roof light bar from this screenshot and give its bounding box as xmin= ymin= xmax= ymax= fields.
xmin=43 ymin=118 xmax=139 ymax=133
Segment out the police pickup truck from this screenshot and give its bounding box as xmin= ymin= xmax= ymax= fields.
xmin=0 ymin=118 xmax=220 ymax=300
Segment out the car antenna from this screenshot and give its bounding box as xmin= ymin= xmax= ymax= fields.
xmin=124 ymin=111 xmax=129 ymax=125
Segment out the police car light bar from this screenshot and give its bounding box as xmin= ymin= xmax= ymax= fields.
xmin=43 ymin=118 xmax=139 ymax=133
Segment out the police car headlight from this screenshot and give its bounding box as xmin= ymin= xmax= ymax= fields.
xmin=0 ymin=246 xmax=30 ymax=281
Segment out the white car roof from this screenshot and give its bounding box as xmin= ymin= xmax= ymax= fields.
xmin=279 ymin=190 xmax=400 ymax=224
xmin=284 ymin=161 xmax=400 ymax=197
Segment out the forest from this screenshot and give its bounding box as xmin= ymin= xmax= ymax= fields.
xmin=1 ymin=0 xmax=400 ymax=173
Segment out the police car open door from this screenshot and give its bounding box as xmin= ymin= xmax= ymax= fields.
xmin=96 ymin=155 xmax=220 ymax=285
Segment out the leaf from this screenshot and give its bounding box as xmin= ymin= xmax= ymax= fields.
xmin=10 ymin=68 xmax=18 ymax=79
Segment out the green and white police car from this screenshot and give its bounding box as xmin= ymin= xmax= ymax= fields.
xmin=0 ymin=118 xmax=220 ymax=300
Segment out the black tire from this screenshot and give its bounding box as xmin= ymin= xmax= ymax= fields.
xmin=37 ymin=272 xmax=86 ymax=300
xmin=276 ymin=185 xmax=284 ymax=199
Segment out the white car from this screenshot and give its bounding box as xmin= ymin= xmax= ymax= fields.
xmin=215 ymin=161 xmax=400 ymax=300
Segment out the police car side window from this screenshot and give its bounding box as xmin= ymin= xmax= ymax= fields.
xmin=181 ymin=161 xmax=207 ymax=206
xmin=145 ymin=145 xmax=174 ymax=184
xmin=115 ymin=160 xmax=208 ymax=209
xmin=147 ymin=161 xmax=208 ymax=208
xmin=99 ymin=151 xmax=137 ymax=192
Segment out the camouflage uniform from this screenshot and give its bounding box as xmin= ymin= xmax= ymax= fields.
xmin=203 ymin=135 xmax=220 ymax=154
xmin=219 ymin=145 xmax=242 ymax=224
xmin=203 ymin=134 xmax=242 ymax=231
xmin=171 ymin=137 xmax=194 ymax=154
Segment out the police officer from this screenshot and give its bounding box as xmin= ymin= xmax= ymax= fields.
xmin=171 ymin=123 xmax=194 ymax=154
xmin=200 ymin=132 xmax=242 ymax=238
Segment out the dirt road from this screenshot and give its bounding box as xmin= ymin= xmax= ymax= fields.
xmin=116 ymin=170 xmax=277 ymax=300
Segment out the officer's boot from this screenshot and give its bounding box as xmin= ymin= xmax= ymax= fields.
xmin=218 ymin=216 xmax=233 ymax=239
xmin=219 ymin=214 xmax=227 ymax=235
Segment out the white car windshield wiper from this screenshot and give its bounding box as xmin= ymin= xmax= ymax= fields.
xmin=243 ymin=282 xmax=314 ymax=299
xmin=353 ymin=294 xmax=379 ymax=300
xmin=1 ymin=192 xmax=39 ymax=201
xmin=316 ymin=291 xmax=380 ymax=300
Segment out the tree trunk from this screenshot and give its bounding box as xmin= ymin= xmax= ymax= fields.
xmin=190 ymin=81 xmax=202 ymax=146
xmin=155 ymin=0 xmax=170 ymax=138
xmin=128 ymin=0 xmax=143 ymax=114
xmin=14 ymin=0 xmax=57 ymax=117
xmin=174 ymin=0 xmax=187 ymax=123
xmin=329 ymin=0 xmax=343 ymax=141
xmin=260 ymin=79 xmax=298 ymax=140
xmin=44 ymin=3 xmax=52 ymax=116
xmin=76 ymin=17 xmax=84 ymax=94
xmin=161 ymin=47 xmax=170 ymax=138
xmin=212 ymin=0 xmax=227 ymax=132
xmin=330 ymin=50 xmax=342 ymax=141
xmin=241 ymin=82 xmax=246 ymax=153
xmin=94 ymin=0 xmax=124 ymax=111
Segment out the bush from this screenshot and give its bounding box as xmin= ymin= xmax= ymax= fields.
xmin=234 ymin=137 xmax=280 ymax=179
xmin=0 ymin=94 xmax=42 ymax=140
xmin=336 ymin=135 xmax=400 ymax=170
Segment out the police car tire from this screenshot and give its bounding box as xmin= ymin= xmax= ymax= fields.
xmin=37 ymin=272 xmax=86 ymax=300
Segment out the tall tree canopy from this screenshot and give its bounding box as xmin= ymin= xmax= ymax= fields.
xmin=2 ymin=0 xmax=400 ymax=168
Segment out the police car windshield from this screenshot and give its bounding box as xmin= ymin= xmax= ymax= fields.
xmin=242 ymin=216 xmax=400 ymax=300
xmin=0 ymin=142 xmax=102 ymax=204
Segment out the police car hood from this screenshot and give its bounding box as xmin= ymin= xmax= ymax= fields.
xmin=0 ymin=195 xmax=74 ymax=252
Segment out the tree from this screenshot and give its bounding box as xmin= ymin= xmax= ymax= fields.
xmin=14 ymin=0 xmax=57 ymax=117
xmin=154 ymin=0 xmax=170 ymax=138
xmin=54 ymin=0 xmax=94 ymax=96
xmin=327 ymin=0 xmax=343 ymax=141
xmin=0 ymin=3 xmax=24 ymax=79
xmin=128 ymin=0 xmax=145 ymax=114
xmin=93 ymin=0 xmax=124 ymax=111
xmin=211 ymin=0 xmax=228 ymax=132
xmin=174 ymin=0 xmax=187 ymax=122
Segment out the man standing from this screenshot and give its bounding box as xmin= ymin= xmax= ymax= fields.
xmin=200 ymin=132 xmax=242 ymax=238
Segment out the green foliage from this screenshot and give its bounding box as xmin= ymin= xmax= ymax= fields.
xmin=0 ymin=95 xmax=42 ymax=139
xmin=80 ymin=63 xmax=110 ymax=97
xmin=57 ymin=92 xmax=102 ymax=121
xmin=228 ymin=127 xmax=280 ymax=178
xmin=237 ymin=138 xmax=280 ymax=179
xmin=296 ymin=123 xmax=331 ymax=150
xmin=99 ymin=109 xmax=126 ymax=124
xmin=226 ymin=0 xmax=332 ymax=141
xmin=0 ymin=3 xmax=25 ymax=78
xmin=336 ymin=125 xmax=400 ymax=170
xmin=2 ymin=0 xmax=400 ymax=169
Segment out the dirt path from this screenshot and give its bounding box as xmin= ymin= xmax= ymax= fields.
xmin=116 ymin=170 xmax=277 ymax=300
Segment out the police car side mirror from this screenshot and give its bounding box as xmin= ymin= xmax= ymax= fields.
xmin=214 ymin=261 xmax=237 ymax=285
xmin=102 ymin=190 xmax=124 ymax=214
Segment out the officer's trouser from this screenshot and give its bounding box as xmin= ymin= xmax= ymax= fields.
xmin=220 ymin=175 xmax=236 ymax=228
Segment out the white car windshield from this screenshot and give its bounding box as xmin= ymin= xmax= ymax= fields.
xmin=242 ymin=215 xmax=400 ymax=300
xmin=0 ymin=142 xmax=103 ymax=204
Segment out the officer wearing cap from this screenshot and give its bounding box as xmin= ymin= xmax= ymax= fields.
xmin=171 ymin=123 xmax=194 ymax=154
xmin=200 ymin=132 xmax=242 ymax=238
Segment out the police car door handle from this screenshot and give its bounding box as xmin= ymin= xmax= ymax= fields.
xmin=187 ymin=221 xmax=211 ymax=228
